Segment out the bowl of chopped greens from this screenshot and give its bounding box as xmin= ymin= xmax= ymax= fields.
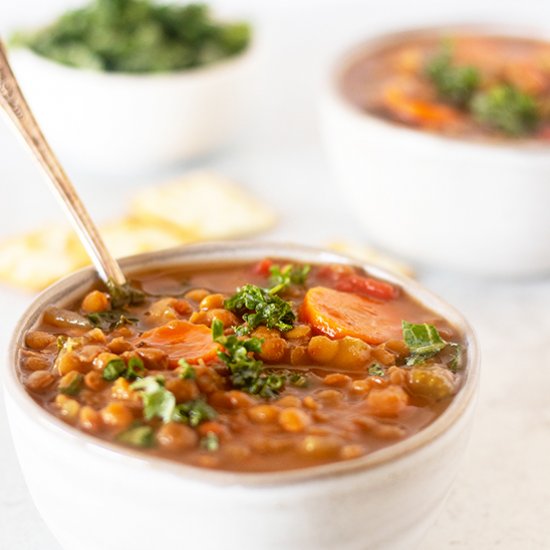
xmin=8 ymin=0 xmax=254 ymax=172
xmin=320 ymin=25 xmax=550 ymax=277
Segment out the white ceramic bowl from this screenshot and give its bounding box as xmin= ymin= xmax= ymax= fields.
xmin=8 ymin=45 xmax=256 ymax=173
xmin=3 ymin=242 xmax=479 ymax=550
xmin=320 ymin=26 xmax=550 ymax=278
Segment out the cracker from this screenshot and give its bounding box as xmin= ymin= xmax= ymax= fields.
xmin=131 ymin=171 xmax=276 ymax=239
xmin=0 ymin=219 xmax=191 ymax=291
xmin=100 ymin=217 xmax=192 ymax=258
xmin=0 ymin=225 xmax=87 ymax=291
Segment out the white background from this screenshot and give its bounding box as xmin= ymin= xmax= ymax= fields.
xmin=1 ymin=1 xmax=550 ymax=548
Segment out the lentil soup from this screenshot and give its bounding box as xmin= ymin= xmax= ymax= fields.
xmin=341 ymin=31 xmax=550 ymax=141
xmin=18 ymin=258 xmax=466 ymax=472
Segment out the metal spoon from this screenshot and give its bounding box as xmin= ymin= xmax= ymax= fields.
xmin=0 ymin=40 xmax=127 ymax=288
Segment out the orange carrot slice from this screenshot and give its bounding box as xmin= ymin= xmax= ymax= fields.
xmin=140 ymin=320 xmax=219 ymax=366
xmin=383 ymin=87 xmax=461 ymax=128
xmin=300 ymin=287 xmax=404 ymax=345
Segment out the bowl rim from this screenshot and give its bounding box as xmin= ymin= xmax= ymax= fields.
xmin=8 ymin=39 xmax=255 ymax=82
xmin=324 ymin=22 xmax=550 ymax=156
xmin=4 ymin=241 xmax=480 ymax=487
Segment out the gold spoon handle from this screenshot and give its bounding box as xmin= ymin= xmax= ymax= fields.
xmin=0 ymin=41 xmax=126 ymax=286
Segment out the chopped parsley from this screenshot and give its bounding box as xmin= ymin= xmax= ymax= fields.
xmin=117 ymin=425 xmax=154 ymax=448
xmin=402 ymin=321 xmax=461 ymax=370
xmin=177 ymin=359 xmax=196 ymax=380
xmin=126 ymin=356 xmax=146 ymax=379
xmin=131 ymin=376 xmax=217 ymax=426
xmin=102 ymin=358 xmax=126 ymax=381
xmin=132 ymin=376 xmax=176 ymax=423
xmin=233 ymin=324 xmax=252 ymax=337
xmin=268 ymin=264 xmax=311 ymax=294
xmin=106 ymin=280 xmax=145 ymax=309
xmin=200 ymin=432 xmax=220 ymax=452
xmin=87 ymin=310 xmax=137 ymax=331
xmin=102 ymin=356 xmax=145 ymax=381
xmin=368 ymin=364 xmax=385 ymax=377
xmin=224 ymin=284 xmax=296 ymax=332
xmin=85 ymin=281 xmax=143 ymax=329
xmin=59 ymin=372 xmax=83 ymax=396
xmin=425 ymin=46 xmax=480 ymax=106
xmin=173 ymin=399 xmax=217 ymax=427
xmin=212 ymin=319 xmax=286 ymax=398
xmin=288 ymin=372 xmax=308 ymax=387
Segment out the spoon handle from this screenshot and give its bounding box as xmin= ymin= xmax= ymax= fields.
xmin=0 ymin=41 xmax=126 ymax=286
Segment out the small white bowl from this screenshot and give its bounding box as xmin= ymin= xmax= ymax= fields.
xmin=320 ymin=26 xmax=550 ymax=278
xmin=8 ymin=45 xmax=256 ymax=173
xmin=3 ymin=242 xmax=479 ymax=550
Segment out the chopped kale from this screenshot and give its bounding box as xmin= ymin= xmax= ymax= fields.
xmin=268 ymin=264 xmax=311 ymax=294
xmin=225 ymin=284 xmax=295 ymax=332
xmin=117 ymin=424 xmax=155 ymax=448
xmin=368 ymin=364 xmax=385 ymax=377
xmin=471 ymin=84 xmax=539 ymax=136
xmin=11 ymin=0 xmax=251 ymax=73
xmin=212 ymin=319 xmax=285 ymax=398
xmin=425 ymin=46 xmax=480 ymax=106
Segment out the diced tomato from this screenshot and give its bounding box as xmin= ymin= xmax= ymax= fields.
xmin=253 ymin=258 xmax=273 ymax=277
xmin=335 ymin=274 xmax=398 ymax=301
xmin=318 ymin=265 xmax=398 ymax=301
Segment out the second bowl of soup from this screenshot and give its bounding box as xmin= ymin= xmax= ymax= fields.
xmin=321 ymin=26 xmax=550 ymax=277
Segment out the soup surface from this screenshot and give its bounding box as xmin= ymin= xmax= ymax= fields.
xmin=19 ymin=259 xmax=466 ymax=472
xmin=341 ymin=32 xmax=550 ymax=141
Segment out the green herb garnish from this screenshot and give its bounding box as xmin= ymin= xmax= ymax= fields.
xmin=177 ymin=359 xmax=196 ymax=380
xmin=448 ymin=344 xmax=462 ymax=374
xmin=173 ymin=399 xmax=217 ymax=427
xmin=102 ymin=358 xmax=127 ymax=381
xmin=234 ymin=324 xmax=252 ymax=337
xmin=268 ymin=264 xmax=311 ymax=294
xmin=402 ymin=321 xmax=461 ymax=371
xmin=126 ymin=356 xmax=146 ymax=380
xmin=471 ymin=84 xmax=539 ymax=136
xmin=131 ymin=376 xmax=216 ymax=426
xmin=117 ymin=425 xmax=155 ymax=448
xmin=87 ymin=310 xmax=138 ymax=331
xmin=59 ymin=372 xmax=83 ymax=395
xmin=402 ymin=321 xmax=447 ymax=365
xmin=368 ymin=364 xmax=385 ymax=377
xmin=200 ymin=431 xmax=220 ymax=452
xmin=11 ymin=1 xmax=251 ymax=74
xmin=212 ymin=319 xmax=285 ymax=398
xmin=131 ymin=376 xmax=176 ymax=422
xmin=425 ymin=46 xmax=480 ymax=106
xmin=102 ymin=356 xmax=145 ymax=381
xmin=225 ymin=284 xmax=296 ymax=332
xmin=288 ymin=372 xmax=308 ymax=387
xmin=106 ymin=280 xmax=145 ymax=309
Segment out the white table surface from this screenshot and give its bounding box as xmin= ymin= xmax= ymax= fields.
xmin=2 ymin=1 xmax=550 ymax=548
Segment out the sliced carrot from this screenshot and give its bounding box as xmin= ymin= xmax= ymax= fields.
xmin=382 ymin=87 xmax=461 ymax=129
xmin=300 ymin=287 xmax=404 ymax=345
xmin=140 ymin=320 xmax=219 ymax=367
